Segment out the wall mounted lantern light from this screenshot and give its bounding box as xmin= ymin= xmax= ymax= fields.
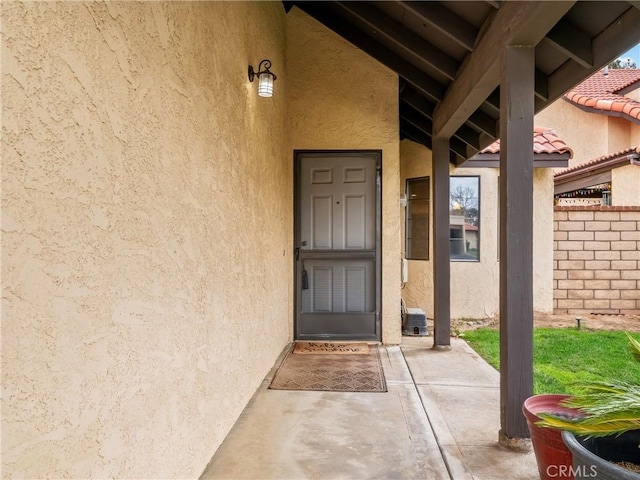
xmin=248 ymin=59 xmax=277 ymax=98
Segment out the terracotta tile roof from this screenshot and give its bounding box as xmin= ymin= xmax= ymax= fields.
xmin=564 ymin=69 xmax=640 ymax=123
xmin=478 ymin=127 xmax=573 ymax=156
xmin=554 ymin=146 xmax=639 ymax=178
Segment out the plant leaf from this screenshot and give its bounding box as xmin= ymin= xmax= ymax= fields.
xmin=626 ymin=332 xmax=640 ymax=364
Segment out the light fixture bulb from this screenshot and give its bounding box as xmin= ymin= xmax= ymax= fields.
xmin=258 ymin=73 xmax=274 ymax=98
xmin=248 ymin=59 xmax=277 ymax=97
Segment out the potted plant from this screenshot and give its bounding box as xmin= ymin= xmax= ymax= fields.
xmin=537 ymin=333 xmax=640 ymax=479
xmin=523 ymin=394 xmax=581 ymax=480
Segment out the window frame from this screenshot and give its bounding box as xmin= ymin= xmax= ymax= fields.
xmin=449 ymin=175 xmax=481 ymax=262
xmin=405 ymin=176 xmax=430 ymax=261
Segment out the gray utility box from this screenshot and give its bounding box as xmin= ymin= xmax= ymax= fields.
xmin=402 ymin=308 xmax=428 ymax=336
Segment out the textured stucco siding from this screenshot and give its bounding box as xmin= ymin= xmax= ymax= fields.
xmin=626 ymin=88 xmax=640 ymax=103
xmin=630 ymin=123 xmax=640 ymax=147
xmin=534 ymin=99 xmax=609 ymax=167
xmin=400 ymin=140 xmax=554 ymax=319
xmin=286 ymin=9 xmax=402 ymax=344
xmin=607 ymin=116 xmax=632 ymax=154
xmin=612 ymin=164 xmax=640 ymax=206
xmin=532 ymin=168 xmax=555 ymax=313
xmin=535 ymin=95 xmax=640 ymax=166
xmin=399 ymin=141 xmax=435 ymax=317
xmin=2 ymin=2 xmax=291 ymax=478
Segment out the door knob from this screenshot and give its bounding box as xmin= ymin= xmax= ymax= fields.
xmin=301 ymin=241 xmax=308 ymax=246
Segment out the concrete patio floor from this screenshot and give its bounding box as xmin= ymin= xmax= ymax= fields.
xmin=200 ymin=337 xmax=539 ymax=480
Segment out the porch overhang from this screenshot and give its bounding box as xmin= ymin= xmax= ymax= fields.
xmin=284 ymin=1 xmax=640 ymax=163
xmin=283 ymin=0 xmax=640 ymax=443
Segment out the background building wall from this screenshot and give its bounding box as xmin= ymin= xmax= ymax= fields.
xmin=535 ymin=100 xmax=609 ymax=167
xmin=1 ymin=2 xmax=291 ymax=477
xmin=607 ymin=116 xmax=632 ymax=154
xmin=287 ymin=8 xmax=402 ymax=344
xmin=400 ymin=140 xmax=554 ymax=319
xmin=536 ymin=91 xmax=640 ymax=166
xmin=630 ymin=123 xmax=640 ymax=146
xmin=612 ymin=164 xmax=640 ymax=206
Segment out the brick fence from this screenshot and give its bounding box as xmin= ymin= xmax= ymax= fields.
xmin=553 ymin=206 xmax=640 ymax=316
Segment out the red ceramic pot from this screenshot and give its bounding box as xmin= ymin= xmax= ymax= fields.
xmin=523 ymin=394 xmax=581 ymax=480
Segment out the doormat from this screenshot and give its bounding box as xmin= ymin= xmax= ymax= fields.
xmin=269 ymin=345 xmax=387 ymax=393
xmin=293 ymin=342 xmax=370 ymax=355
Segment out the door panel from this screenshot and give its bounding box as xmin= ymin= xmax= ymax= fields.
xmin=296 ymin=152 xmax=380 ymax=340
xmin=345 ymin=195 xmax=366 ymax=249
xmin=312 ymin=195 xmax=333 ymax=248
xmin=301 ymin=156 xmax=376 ymax=251
xmin=300 ymin=258 xmax=375 ymax=314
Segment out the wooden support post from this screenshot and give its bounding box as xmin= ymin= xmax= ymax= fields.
xmin=499 ymin=46 xmax=535 ymax=443
xmin=432 ymin=137 xmax=451 ymax=348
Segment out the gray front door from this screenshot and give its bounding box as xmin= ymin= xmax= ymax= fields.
xmin=295 ymin=151 xmax=381 ymax=340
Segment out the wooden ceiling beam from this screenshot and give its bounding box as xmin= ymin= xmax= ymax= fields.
xmin=402 ymin=84 xmax=496 ymax=145
xmin=453 ymin=124 xmax=481 ymax=150
xmin=401 ymin=131 xmax=431 ymax=150
xmin=433 ymin=1 xmax=575 ymax=139
xmin=399 ymin=3 xmax=554 ymax=115
xmin=448 ymin=137 xmax=469 ymax=159
xmin=400 ymin=121 xmax=432 ymax=149
xmin=542 ymin=18 xmax=593 ymax=69
xmin=467 ymin=110 xmax=498 ymax=138
xmin=401 ymin=101 xmax=481 ymax=152
xmin=294 ymin=2 xmax=445 ymax=103
xmin=488 ymin=68 xmax=549 ymax=109
xmin=399 ymin=1 xmax=478 ymax=52
xmin=401 ymin=86 xmax=436 ymax=118
xmin=337 ymin=2 xmax=459 ymax=80
xmin=535 ymin=68 xmax=549 ymax=101
xmin=544 ymin=6 xmax=640 ymax=106
xmin=400 ymin=104 xmax=433 ymax=134
xmin=400 ymin=114 xmax=468 ymax=159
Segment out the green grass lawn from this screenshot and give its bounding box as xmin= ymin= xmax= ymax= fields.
xmin=461 ymin=328 xmax=640 ymax=395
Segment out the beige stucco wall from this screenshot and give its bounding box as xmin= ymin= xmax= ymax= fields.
xmin=533 ymin=167 xmax=556 ymax=313
xmin=287 ymin=8 xmax=401 ymax=343
xmin=630 ymin=123 xmax=640 ymax=147
xmin=535 ymin=99 xmax=609 ymax=166
xmin=626 ymin=88 xmax=640 ymax=103
xmin=622 ymin=85 xmax=640 ymax=146
xmin=400 ymin=141 xmax=435 ymax=317
xmin=2 ymin=2 xmax=291 ymax=478
xmin=607 ymin=116 xmax=632 ymax=153
xmin=612 ymin=164 xmax=640 ymax=205
xmin=536 ymin=90 xmax=640 ymax=166
xmin=400 ymin=140 xmax=554 ymax=319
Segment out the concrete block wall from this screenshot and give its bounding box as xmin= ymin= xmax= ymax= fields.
xmin=554 ymin=206 xmax=640 ymax=315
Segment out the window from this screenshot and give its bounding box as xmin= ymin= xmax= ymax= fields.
xmin=405 ymin=177 xmax=429 ymax=260
xmin=450 ymin=176 xmax=480 ymax=261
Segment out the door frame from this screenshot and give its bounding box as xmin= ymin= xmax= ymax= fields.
xmin=293 ymin=150 xmax=382 ymax=341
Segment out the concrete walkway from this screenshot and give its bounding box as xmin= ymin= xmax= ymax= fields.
xmin=200 ymin=337 xmax=539 ymax=480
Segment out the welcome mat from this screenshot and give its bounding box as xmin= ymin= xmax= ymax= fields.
xmin=293 ymin=342 xmax=370 ymax=355
xmin=269 ymin=344 xmax=387 ymax=393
